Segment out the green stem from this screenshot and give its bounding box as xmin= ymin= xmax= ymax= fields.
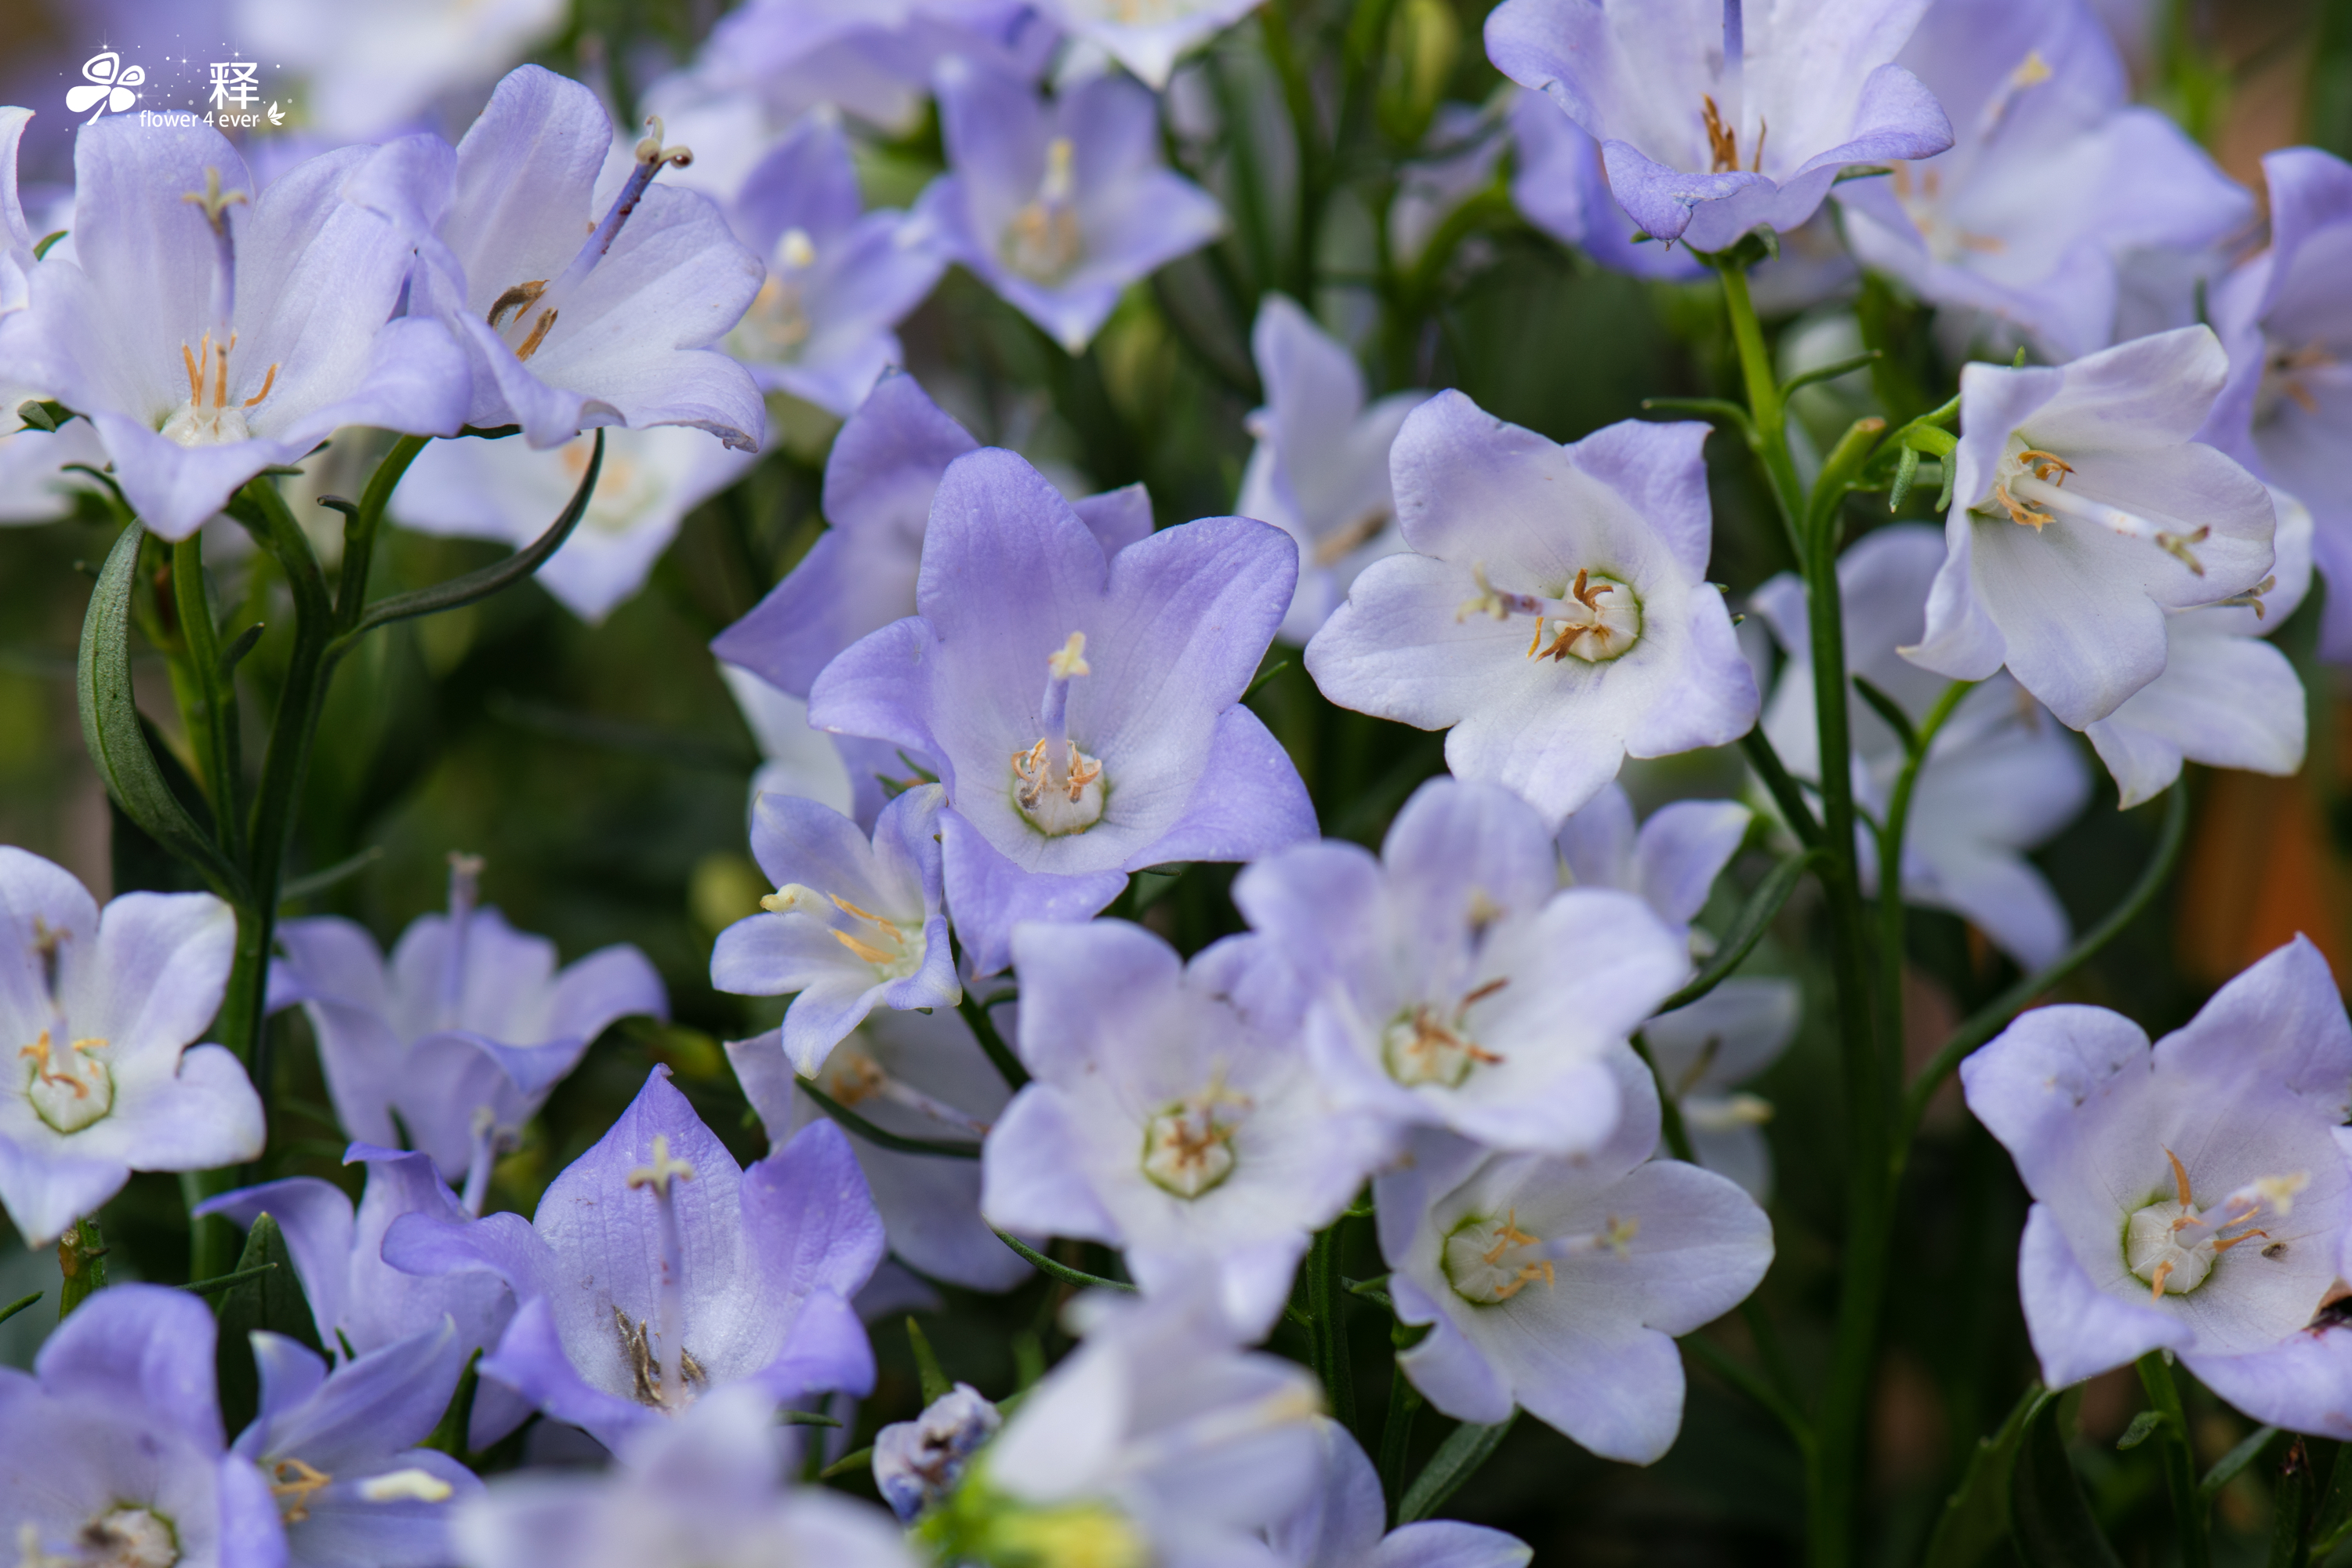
xmin=957 ymin=993 xmax=1027 ymax=1091
xmin=2138 ymin=1352 xmax=2212 ymax=1568
xmin=1309 ymin=1224 xmax=1357 ymax=1436
xmin=334 ymin=434 xmax=428 ymax=632
xmin=56 ymin=1218 xmax=107 ymax=1318
xmin=169 ymin=534 xmax=244 ymax=864
xmin=1377 ymin=1361 xmax=1421 ymax=1526
xmin=1715 ymin=257 xmax=1806 ymax=547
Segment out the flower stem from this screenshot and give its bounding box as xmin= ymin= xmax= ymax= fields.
xmin=1308 ymin=1222 xmax=1358 ymax=1436
xmin=1715 ymin=256 xmax=1806 ymax=550
xmin=1377 ymin=1359 xmax=1421 ymax=1526
xmin=957 ymin=993 xmax=1028 ymax=1091
xmin=56 ymin=1218 xmax=107 ymax=1318
xmin=2137 ymin=1351 xmax=2212 ymax=1568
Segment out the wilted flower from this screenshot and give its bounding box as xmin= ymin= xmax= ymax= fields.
xmin=873 ymin=1382 xmax=1002 ymax=1522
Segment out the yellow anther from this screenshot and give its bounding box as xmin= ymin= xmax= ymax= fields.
xmin=182 ymin=166 xmax=249 ymax=233
xmin=626 ymin=1133 xmax=695 ymax=1198
xmin=242 ymin=362 xmax=279 ymax=409
xmin=2165 ymin=1146 xmax=2193 ymax=1208
xmin=1992 ymin=483 xmax=2051 ymax=530
xmin=486 ymin=281 xmax=548 ymax=330
xmin=18 ymin=1030 xmax=104 ymax=1098
xmin=1701 ymin=95 xmax=1738 ymax=173
xmin=832 ymin=928 xmax=897 ymax=965
xmin=270 ymin=1457 xmax=333 ymax=1523
xmin=2016 ymin=449 xmax=2073 ymax=485
xmin=514 ymin=308 xmax=558 ymax=362
xmin=2148 ymin=1258 xmax=2174 ymax=1301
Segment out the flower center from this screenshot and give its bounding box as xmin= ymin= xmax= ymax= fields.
xmin=1457 ymin=564 xmax=1642 ymax=663
xmin=1986 ymin=437 xmax=2212 ymax=575
xmin=1381 ymin=978 xmax=1508 ymax=1088
xmin=2125 ymin=1146 xmax=2307 ymax=1301
xmin=1013 ymin=632 xmax=1107 ymax=836
xmin=1139 ymin=1075 xmax=1250 ymax=1199
xmin=487 ymin=118 xmax=693 ymax=365
xmin=1441 ymin=1208 xmax=1639 ymax=1306
xmin=2256 ymin=339 xmax=2339 ymax=424
xmin=26 ymin=1508 xmax=180 ymax=1568
xmin=762 ymin=884 xmax=927 ymax=979
xmin=1700 ymin=94 xmax=1766 ymax=174
xmin=159 ymin=328 xmax=278 ymax=448
xmin=19 ymin=1027 xmax=112 ymax=1134
xmin=622 ymin=1133 xmax=702 ymax=1409
xmin=732 ymin=228 xmax=818 ymax=361
xmin=1003 ymin=138 xmax=1083 ymax=284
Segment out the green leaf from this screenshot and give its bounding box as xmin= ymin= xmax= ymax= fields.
xmin=2009 ymin=1390 xmax=2124 ymax=1568
xmin=2200 ymin=1424 xmax=2281 ymax=1498
xmin=2116 ymin=1409 xmax=2167 ymax=1451
xmin=31 ymin=230 xmax=67 ymax=260
xmin=1653 ymin=848 xmax=1821 ymax=1015
xmin=213 ymin=1213 xmax=325 ymax=1438
xmin=425 ymin=1349 xmax=482 ymax=1457
xmin=1399 ymin=1413 xmax=1516 ymax=1523
xmin=1780 ymin=350 xmax=1881 ymax=397
xmin=0 ymin=1290 xmax=40 ymax=1328
xmin=906 ymin=1317 xmax=951 ymax=1406
xmin=76 ymin=522 xmax=247 ymax=902
xmin=993 ymin=1231 xmax=1134 ymax=1294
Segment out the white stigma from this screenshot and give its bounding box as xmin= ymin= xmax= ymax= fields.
xmin=2125 ymin=1148 xmax=2306 ymax=1301
xmin=1139 ymin=1074 xmax=1250 ymax=1199
xmin=1987 ymin=437 xmax=2212 ymax=575
xmin=1014 ymin=632 xmax=1107 ymax=836
xmin=358 ymin=1469 xmax=455 ymax=1504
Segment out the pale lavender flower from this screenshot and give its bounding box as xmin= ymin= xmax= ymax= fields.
xmin=269 ymin=853 xmax=667 ymax=1209
xmin=0 ymin=105 xmax=31 ymax=318
xmin=915 ymin=62 xmax=1223 ymax=352
xmin=1239 ymin=295 xmax=1426 ymax=644
xmin=1375 ymin=1046 xmax=1773 ymax=1463
xmin=1388 ymin=105 xmax=1507 ymax=268
xmin=808 ymin=447 xmax=1311 ymax=974
xmin=1835 ymin=0 xmax=2251 ymax=363
xmin=0 ymin=847 xmax=263 ymax=1249
xmin=1485 ymin=0 xmax=1953 ymax=253
xmin=383 ymin=1066 xmax=884 ymax=1450
xmin=1266 ymin=1417 xmax=1532 ymax=1568
xmin=710 ymin=785 xmax=960 ymax=1076
xmin=1554 ymin=781 xmax=1751 ymax=943
xmin=1041 ymin=0 xmax=1269 ymax=89
xmin=11 ymin=119 xmax=470 ymax=541
xmin=873 ymin=1383 xmax=1001 ymax=1522
xmin=1903 ymin=325 xmax=2275 ymax=729
xmin=1961 ymin=936 xmax=2352 ymax=1433
xmin=0 ymin=1286 xmax=283 ymax=1568
xmin=1305 ymin=392 xmax=1759 ymax=826
xmin=1508 ymin=89 xmax=1704 ymax=281
xmin=983 ymin=922 xmax=1388 ymax=1335
xmin=720 ymin=662 xmax=858 ymax=821
xmin=1236 ymin=777 xmax=1689 ymax=1156
xmin=228 ymin=0 xmax=567 ymax=140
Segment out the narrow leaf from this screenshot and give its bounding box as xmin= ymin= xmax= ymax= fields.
xmin=2201 ymin=1423 xmax=2283 ymax=1499
xmin=907 ymin=1317 xmax=951 ymax=1406
xmin=800 ymin=1076 xmax=981 ymax=1159
xmin=2009 ymin=1392 xmax=2125 ymax=1568
xmin=213 ymin=1213 xmax=325 ymax=1437
xmin=0 ymin=1290 xmax=40 ymax=1328
xmin=1653 ymin=848 xmax=1821 ymax=1015
xmin=1399 ymin=1412 xmax=1517 ymax=1523
xmin=2115 ymin=1409 xmax=2166 ymax=1451
xmin=1922 ymin=1384 xmax=2042 ymax=1568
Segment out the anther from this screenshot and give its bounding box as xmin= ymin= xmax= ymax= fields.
xmin=486 ymin=281 xmax=547 ymax=330
xmin=241 ymin=362 xmax=279 ymax=409
xmin=181 ymin=166 xmax=249 ymax=234
xmin=270 ymin=1457 xmax=333 ymax=1523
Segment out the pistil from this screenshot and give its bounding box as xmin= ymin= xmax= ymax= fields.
xmin=626 ymin=1133 xmax=697 ymax=1406
xmin=822 ymin=1046 xmax=992 ymax=1138
xmin=439 ymin=853 xmax=484 ymax=1030
xmin=492 ymin=118 xmax=693 ymax=363
xmin=1013 ymin=633 xmax=1106 ymax=836
xmin=761 ymin=884 xmax=924 ymax=976
xmin=270 ymin=1457 xmax=332 ymax=1523
xmin=1443 ymin=1209 xmax=1641 ymax=1305
xmin=1004 ymin=138 xmax=1083 ymax=283
xmin=19 ymin=1027 xmax=111 ymax=1134
xmin=1457 ymin=564 xmax=1642 ymax=662
xmin=1991 ymin=441 xmax=2212 ymax=574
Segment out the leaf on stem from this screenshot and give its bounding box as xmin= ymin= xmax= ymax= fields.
xmin=993 ymin=1230 xmax=1136 ymax=1294
xmin=1653 ymin=848 xmax=1822 ymax=1016
xmin=907 ymin=1317 xmax=953 ymax=1406
xmin=1399 ymin=1412 xmax=1516 ymax=1523
xmin=213 ymin=1213 xmax=325 ymax=1438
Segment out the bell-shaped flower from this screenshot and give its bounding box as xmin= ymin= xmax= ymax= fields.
xmin=1237 ymin=777 xmax=1689 ymax=1156
xmin=1374 ymin=1045 xmax=1774 ymax=1464
xmin=1639 ymin=980 xmax=1798 ymax=1199
xmin=1554 ymin=781 xmax=1750 ymax=946
xmin=712 ymin=785 xmax=960 ymax=1075
xmin=730 ymin=1004 xmax=1032 ymax=1293
xmin=1508 ymin=89 xmax=1704 ymax=282
xmin=1305 ymin=392 xmax=1759 ymax=826
xmin=982 ymin=921 xmax=1389 ymax=1336
xmin=1485 ymin=0 xmax=1954 ymax=253
xmin=350 ymin=66 xmax=766 ymax=452
xmin=1902 ymin=325 xmax=2275 ymax=727
xmin=383 ymin=1065 xmax=885 ymax=1450
xmin=915 ymin=61 xmax=1223 ymax=353
xmin=452 ymin=1383 xmax=916 ymax=1568
xmin=270 ymin=853 xmax=666 ymax=1210
xmin=1038 ymin=0 xmax=1268 ymax=89
xmin=809 ymin=447 xmax=1312 ymax=974
xmin=722 ymin=109 xmax=946 ymax=416
xmin=1960 ymin=936 xmax=2352 ymax=1433
xmin=10 ymin=118 xmax=470 ymax=542
xmin=2202 ymin=147 xmax=2352 ymax=660
xmin=2085 ymin=485 xmax=2311 ymax=806
xmin=873 ymin=1382 xmax=1003 ymax=1522
xmin=723 ymin=662 xmax=859 ymax=820
xmin=392 ymin=426 xmax=755 ymax=622
xmin=1240 ymin=295 xmax=1427 ymax=644
xmin=1266 ymin=1417 xmax=1533 ymax=1568
xmin=1756 ymin=522 xmax=2090 ymax=967
xmin=233 ymin=1323 xmax=484 ymax=1568
xmin=0 ymin=1285 xmax=283 ymax=1568
xmin=237 ymin=0 xmax=564 ymax=140
xmin=199 ymin=1144 xmax=534 ymax=1452
xmin=0 ymin=846 xmax=263 ymax=1248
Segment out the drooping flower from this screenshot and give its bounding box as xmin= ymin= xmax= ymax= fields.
xmin=1755 ymin=522 xmax=2090 ymax=968
xmin=915 ymin=61 xmax=1224 ymax=353
xmin=729 ymin=1004 xmax=1033 ymax=1293
xmin=1236 ymin=777 xmax=1689 ymax=1156
xmin=350 ymin=66 xmax=767 ymax=452
xmin=452 ymin=1383 xmax=916 ymax=1568
xmin=983 ymin=921 xmax=1389 ymax=1335
xmin=1834 ymin=0 xmax=2250 ymax=363
xmin=383 ymin=1066 xmax=884 ymax=1450
xmin=1038 ymin=0 xmax=1269 ymax=89
xmin=721 ymin=662 xmax=859 ymax=821
xmin=392 ymin=426 xmax=756 ymax=622
xmin=873 ymin=1382 xmax=1003 ymax=1523
xmin=1508 ymin=89 xmax=1704 ymax=282
xmin=1484 ymin=0 xmax=1955 ymax=253
xmin=809 ymin=446 xmax=1312 ymax=973
xmin=0 ymin=846 xmax=264 ymax=1248
xmin=1240 ymin=295 xmax=1427 ymax=644
xmin=1374 ymin=1045 xmax=1774 ymax=1463
xmin=228 ymin=0 xmax=567 ymax=140
xmin=1960 ymin=936 xmax=2352 ymax=1433
xmin=0 ymin=1286 xmax=282 ymax=1568
xmin=711 ymin=785 xmax=960 ymax=1076
xmin=1305 ymin=391 xmax=1759 ymax=826
xmin=1902 ymin=325 xmax=2276 ymax=728
xmin=270 ymin=853 xmax=667 ymax=1209
xmin=10 ymin=119 xmax=470 ymax=541
xmin=233 ymin=1323 xmax=485 ymax=1568
xmin=1265 ymin=1417 xmax=1533 ymax=1568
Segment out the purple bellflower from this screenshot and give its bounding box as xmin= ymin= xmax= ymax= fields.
xmin=1239 ymin=295 xmax=1427 ymax=644
xmin=808 ymin=446 xmax=1312 ymax=974
xmin=1756 ymin=523 xmax=2090 ymax=968
xmin=872 ymin=1382 xmax=1002 ymax=1522
xmin=11 ymin=119 xmax=469 ymax=542
xmin=722 ymin=662 xmax=858 ymax=820
xmin=0 ymin=108 xmax=109 ymax=527
xmin=729 ymin=1002 xmax=1033 ymax=1293
xmin=382 ymin=1065 xmax=885 ymax=1450
xmin=1266 ymin=1417 xmax=1533 ymax=1568
xmin=1508 ymin=89 xmax=1704 ymax=282
xmin=1961 ymin=937 xmax=2352 ymax=1435
xmin=2203 ymin=147 xmax=2352 ymax=660
xmin=1553 ymin=781 xmax=1751 ymax=946
xmin=270 ymin=854 xmax=666 ymax=1210
xmin=351 ymin=66 xmax=766 ymax=452
xmin=0 ymin=847 xmax=263 ymax=1249
xmin=0 ymin=105 xmax=31 ymax=318
xmin=1040 ymin=0 xmax=1269 ymax=89
xmin=1236 ymin=777 xmax=1690 ymax=1156
xmin=1903 ymin=325 xmax=2276 ymax=728
xmin=233 ymin=1323 xmax=484 ymax=1568
xmin=1375 ymin=1045 xmax=1774 ymax=1464
xmin=0 ymin=1285 xmax=283 ymax=1568
xmin=710 ymin=785 xmax=960 ymax=1076
xmin=1835 ymin=0 xmax=2250 ymax=364
xmin=237 ymin=0 xmax=566 ymax=141
xmin=983 ymin=921 xmax=1389 ymax=1336
xmin=915 ymin=62 xmax=1223 ymax=353
xmin=1305 ymin=392 xmax=1759 ymax=826
xmin=452 ymin=1383 xmax=916 ymax=1568
xmin=1484 ymin=0 xmax=1955 ymax=254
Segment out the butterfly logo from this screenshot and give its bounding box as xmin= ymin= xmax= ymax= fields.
xmin=66 ymin=53 xmax=143 ymax=122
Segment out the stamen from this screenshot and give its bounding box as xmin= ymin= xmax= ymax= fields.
xmin=213 ymin=343 xmax=228 ymax=409
xmin=2166 ymin=1146 xmax=2193 ymax=1209
xmin=270 ymin=1457 xmax=333 ymax=1523
xmin=1461 ymin=977 xmax=1509 ymax=1007
xmin=514 ymin=310 xmax=558 ymax=362
xmin=241 ymin=362 xmax=278 ymax=409
xmin=2016 ymin=449 xmax=2073 ymax=484
xmin=1750 ymin=118 xmax=1767 ymax=173
xmin=1991 ymin=483 xmax=2050 ymax=530
xmin=181 ymin=343 xmax=202 ymax=405
xmin=2148 ymin=1259 xmax=2174 ymax=1301
xmin=1701 ymin=94 xmax=1738 ymax=173
xmin=833 ymin=928 xmax=896 ymax=965
xmin=487 ymin=281 xmax=547 ymax=331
